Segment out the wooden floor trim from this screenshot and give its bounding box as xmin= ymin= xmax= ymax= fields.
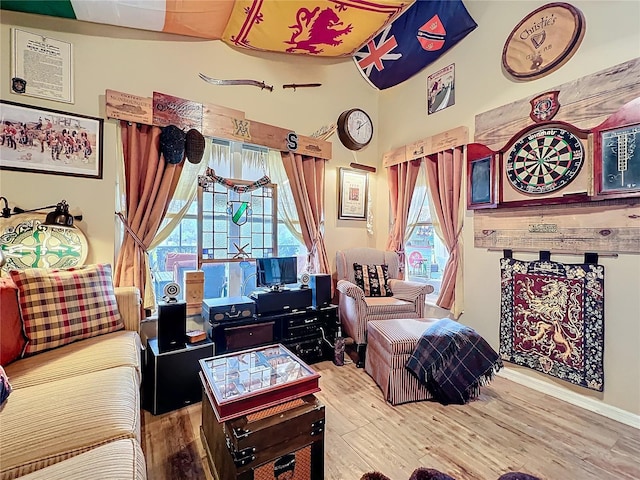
xmin=499 ymin=367 xmax=640 ymax=429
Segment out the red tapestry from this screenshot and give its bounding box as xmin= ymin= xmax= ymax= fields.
xmin=499 ymin=258 xmax=604 ymax=391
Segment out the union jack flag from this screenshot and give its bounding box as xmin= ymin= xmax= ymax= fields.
xmin=354 ymin=0 xmax=477 ymax=90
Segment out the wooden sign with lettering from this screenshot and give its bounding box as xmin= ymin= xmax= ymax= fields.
xmin=153 ymin=92 xmax=203 ymax=130
xmin=105 ymin=90 xmax=152 ymax=124
xmin=502 ymin=3 xmax=586 ymax=81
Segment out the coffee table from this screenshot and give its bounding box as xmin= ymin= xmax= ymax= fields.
xmin=199 ymin=344 xmax=325 ymax=479
xmin=199 ymin=343 xmax=321 ymax=422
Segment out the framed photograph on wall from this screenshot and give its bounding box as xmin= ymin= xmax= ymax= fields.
xmin=0 ymin=100 xmax=103 ymax=179
xmin=466 ymin=143 xmax=497 ymax=209
xmin=338 ymin=168 xmax=368 ymax=220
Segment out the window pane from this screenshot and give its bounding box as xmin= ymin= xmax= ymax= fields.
xmin=180 ymin=218 xmax=197 ymax=246
xmin=405 ymin=225 xmax=444 ymax=297
xmin=150 ymin=140 xmax=307 ymax=307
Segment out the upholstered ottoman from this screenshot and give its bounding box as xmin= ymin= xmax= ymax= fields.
xmin=365 ymin=318 xmax=437 ymax=406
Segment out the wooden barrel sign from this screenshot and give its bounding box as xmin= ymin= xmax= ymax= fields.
xmin=502 ymin=2 xmax=586 ymax=80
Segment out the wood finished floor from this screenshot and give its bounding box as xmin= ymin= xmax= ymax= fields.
xmin=141 ymin=360 xmax=640 ymax=480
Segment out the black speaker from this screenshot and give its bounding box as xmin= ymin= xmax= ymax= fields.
xmin=309 ymin=274 xmax=331 ymax=308
xmin=157 ymin=301 xmax=187 ymax=352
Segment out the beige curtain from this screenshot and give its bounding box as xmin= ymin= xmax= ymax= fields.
xmin=385 ymin=159 xmax=422 ymax=275
xmin=405 ymin=163 xmax=429 ymax=246
xmin=425 ymin=147 xmax=465 ymax=317
xmin=150 ymin=140 xmax=211 ymax=249
xmin=268 ymin=150 xmax=304 ymax=246
xmin=114 ymin=122 xmax=184 ymax=311
xmin=280 ymin=151 xmax=330 ymax=274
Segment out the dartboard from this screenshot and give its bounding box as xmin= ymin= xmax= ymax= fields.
xmin=506 ymin=127 xmax=584 ymax=194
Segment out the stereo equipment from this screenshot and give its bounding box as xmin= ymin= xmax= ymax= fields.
xmin=202 ymin=296 xmax=255 ymax=324
xmin=157 ymin=300 xmax=187 ymax=352
xmin=163 ymin=282 xmax=180 ymax=302
xmin=251 ymin=288 xmax=312 ymax=316
xmin=309 ymin=274 xmax=331 ymax=308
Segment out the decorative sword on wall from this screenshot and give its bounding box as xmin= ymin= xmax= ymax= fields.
xmin=199 ymin=73 xmax=273 ymax=91
xmin=282 ymin=83 xmax=322 ymax=90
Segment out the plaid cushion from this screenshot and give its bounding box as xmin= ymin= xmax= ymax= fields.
xmin=10 ymin=264 xmax=124 ymax=356
xmin=353 ymin=263 xmax=393 ymax=297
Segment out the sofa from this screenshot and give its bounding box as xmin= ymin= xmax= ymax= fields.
xmin=0 ymin=264 xmax=147 ymax=480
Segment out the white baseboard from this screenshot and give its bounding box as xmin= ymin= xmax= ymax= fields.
xmin=499 ymin=367 xmax=640 ymax=430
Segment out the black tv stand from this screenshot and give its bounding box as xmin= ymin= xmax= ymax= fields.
xmin=206 ymin=305 xmax=338 ymax=364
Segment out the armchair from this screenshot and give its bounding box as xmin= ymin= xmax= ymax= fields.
xmin=336 ymin=248 xmax=434 ymax=367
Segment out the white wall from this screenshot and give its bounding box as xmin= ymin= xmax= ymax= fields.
xmin=380 ymin=0 xmax=640 ymax=416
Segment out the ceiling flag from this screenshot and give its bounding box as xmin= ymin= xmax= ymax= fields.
xmin=354 ymin=0 xmax=477 ymax=90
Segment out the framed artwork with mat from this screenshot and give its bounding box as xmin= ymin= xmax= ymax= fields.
xmin=0 ymin=100 xmax=103 ymax=179
xmin=499 ymin=255 xmax=604 ymax=391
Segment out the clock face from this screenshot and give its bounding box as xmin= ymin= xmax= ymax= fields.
xmin=337 ymin=109 xmax=373 ymax=150
xmin=347 ymin=109 xmax=373 ymax=145
xmin=506 ymin=127 xmax=584 ymax=194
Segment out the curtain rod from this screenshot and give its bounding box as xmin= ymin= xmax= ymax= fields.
xmin=487 ymin=247 xmax=618 ymax=258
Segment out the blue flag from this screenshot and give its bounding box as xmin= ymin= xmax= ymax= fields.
xmin=354 ymin=0 xmax=477 ymax=90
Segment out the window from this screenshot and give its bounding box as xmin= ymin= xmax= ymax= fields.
xmin=149 ymin=139 xmax=307 ymax=304
xmin=404 ymin=171 xmax=448 ymax=303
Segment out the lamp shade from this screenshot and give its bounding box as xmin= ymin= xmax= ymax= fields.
xmin=43 ymin=201 xmax=75 ymax=228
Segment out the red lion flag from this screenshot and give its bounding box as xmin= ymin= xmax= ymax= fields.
xmin=354 ymin=0 xmax=477 ymax=89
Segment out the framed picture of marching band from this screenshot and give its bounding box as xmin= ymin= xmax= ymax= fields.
xmin=0 ymin=100 xmax=103 ymax=179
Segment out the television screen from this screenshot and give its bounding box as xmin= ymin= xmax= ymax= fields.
xmin=256 ymin=256 xmax=298 ymax=289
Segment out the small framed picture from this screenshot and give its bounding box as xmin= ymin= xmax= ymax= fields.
xmin=427 ymin=63 xmax=455 ymax=115
xmin=593 ymin=123 xmax=640 ymax=199
xmin=467 ymin=143 xmax=497 ymax=209
xmin=0 ymin=100 xmax=103 ymax=179
xmin=338 ymin=168 xmax=368 ymax=220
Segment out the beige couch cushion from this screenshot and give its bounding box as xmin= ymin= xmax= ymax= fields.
xmin=0 ymin=366 xmax=140 ymax=480
xmin=15 ymin=439 xmax=146 ymax=480
xmin=5 ymin=330 xmax=141 ymax=390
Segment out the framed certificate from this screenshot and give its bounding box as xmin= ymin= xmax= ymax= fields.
xmin=11 ymin=28 xmax=74 ymax=103
xmin=338 ymin=168 xmax=368 ymax=220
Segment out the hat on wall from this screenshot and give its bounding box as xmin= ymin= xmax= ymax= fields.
xmin=185 ymin=128 xmax=205 ymax=164
xmin=160 ymin=125 xmax=186 ymax=164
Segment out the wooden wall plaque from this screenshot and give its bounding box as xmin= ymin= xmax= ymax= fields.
xmin=502 ymin=2 xmax=586 ymax=81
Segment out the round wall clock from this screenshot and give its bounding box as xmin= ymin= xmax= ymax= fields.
xmin=506 ymin=127 xmax=584 ymax=194
xmin=502 ymin=2 xmax=586 ymax=81
xmin=337 ymin=108 xmax=373 ymax=151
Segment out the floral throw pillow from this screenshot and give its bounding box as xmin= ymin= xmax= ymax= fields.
xmin=10 ymin=264 xmax=124 ymax=356
xmin=353 ymin=263 xmax=393 ymax=297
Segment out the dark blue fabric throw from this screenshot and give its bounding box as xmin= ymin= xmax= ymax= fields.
xmin=405 ymin=318 xmax=502 ymax=405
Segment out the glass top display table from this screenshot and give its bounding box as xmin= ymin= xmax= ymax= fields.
xmin=199 ymin=343 xmax=321 ymax=422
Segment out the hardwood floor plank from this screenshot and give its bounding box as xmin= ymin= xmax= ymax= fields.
xmin=141 ymin=360 xmax=640 ymax=480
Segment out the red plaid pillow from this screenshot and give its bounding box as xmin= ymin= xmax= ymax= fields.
xmin=10 ymin=264 xmax=124 ymax=356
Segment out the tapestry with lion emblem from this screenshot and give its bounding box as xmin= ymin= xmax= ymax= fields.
xmin=499 ymin=257 xmax=605 ymax=391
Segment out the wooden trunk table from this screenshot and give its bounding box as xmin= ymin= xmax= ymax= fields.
xmin=199 ymin=344 xmax=325 ymax=479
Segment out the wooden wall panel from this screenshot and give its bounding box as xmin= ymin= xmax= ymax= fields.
xmin=474 ymin=199 xmax=640 ymax=254
xmin=472 ymin=58 xmax=640 ymax=254
xmin=474 ymin=58 xmax=640 ymax=150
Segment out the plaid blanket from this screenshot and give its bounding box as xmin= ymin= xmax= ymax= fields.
xmin=405 ymin=318 xmax=503 ymax=405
